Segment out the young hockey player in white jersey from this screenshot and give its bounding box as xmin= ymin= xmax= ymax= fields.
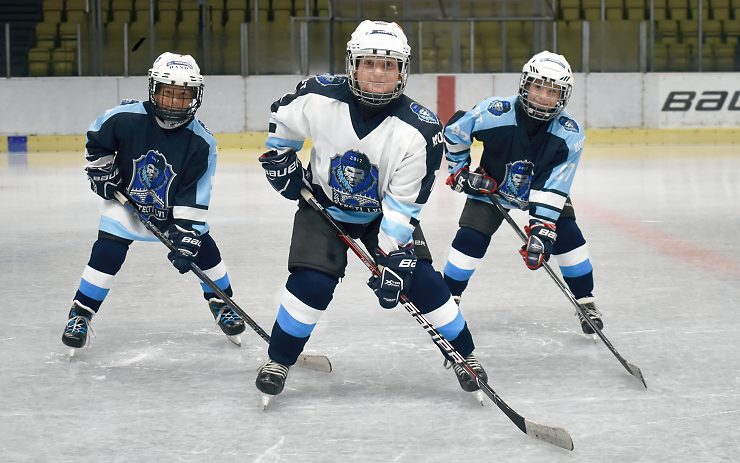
xmin=255 ymin=20 xmax=488 ymax=397
xmin=442 ymin=51 xmax=604 ymax=334
xmin=61 ymin=52 xmax=245 ymax=350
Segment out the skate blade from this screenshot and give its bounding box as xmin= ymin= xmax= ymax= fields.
xmin=581 ymin=332 xmax=598 ymax=342
xmin=261 ymin=394 xmax=272 ymax=410
xmin=67 ymin=348 xmax=78 ymax=359
xmin=227 ymin=334 xmax=242 ymax=346
xmin=474 ymin=390 xmax=485 ymax=406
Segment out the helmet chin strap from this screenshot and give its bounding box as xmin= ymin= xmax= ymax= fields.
xmin=154 ymin=115 xmax=189 ymax=130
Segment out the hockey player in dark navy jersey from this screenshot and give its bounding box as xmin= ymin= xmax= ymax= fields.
xmin=61 ymin=52 xmax=245 ymax=351
xmin=442 ymin=51 xmax=604 ymax=335
xmin=255 ymin=20 xmax=488 ymax=397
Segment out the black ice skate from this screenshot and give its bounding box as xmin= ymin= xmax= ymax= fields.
xmin=256 ymin=359 xmax=290 ymax=396
xmin=62 ymin=302 xmax=95 ymax=349
xmin=449 ymin=353 xmax=488 ymax=392
xmin=576 ymin=296 xmax=604 ymax=335
xmin=208 ymin=299 xmax=245 ymax=346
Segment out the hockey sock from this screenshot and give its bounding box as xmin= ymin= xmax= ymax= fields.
xmin=443 ymin=227 xmax=491 ymax=297
xmin=406 ymin=261 xmax=475 ymax=355
xmin=73 ymin=238 xmax=129 ymax=312
xmin=195 ymin=233 xmax=234 ymax=300
xmin=553 ymin=218 xmax=594 ymax=299
xmin=268 ymin=268 xmax=339 ymax=366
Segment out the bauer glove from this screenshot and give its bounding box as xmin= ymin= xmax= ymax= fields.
xmin=446 ymin=166 xmax=498 ymax=196
xmin=519 ymin=220 xmax=557 ymax=270
xmin=368 ymin=245 xmax=417 ymax=309
xmin=167 ymin=224 xmax=202 ymax=274
xmin=85 ymin=159 xmax=121 ymax=200
xmin=259 ymin=149 xmax=312 ymax=201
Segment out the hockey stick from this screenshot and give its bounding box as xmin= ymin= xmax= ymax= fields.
xmin=300 ymin=188 xmax=573 ymax=450
xmin=489 ymin=194 xmax=646 ymax=388
xmin=112 ymin=190 xmax=332 ymax=373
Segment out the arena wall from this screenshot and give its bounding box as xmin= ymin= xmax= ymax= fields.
xmin=1 ymin=73 xmax=738 ymax=150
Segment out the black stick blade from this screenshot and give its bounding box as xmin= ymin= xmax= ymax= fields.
xmin=627 ymin=362 xmax=647 ymax=388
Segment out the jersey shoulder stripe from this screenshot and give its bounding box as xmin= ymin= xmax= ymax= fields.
xmin=474 ymin=95 xmax=518 ymax=130
xmin=188 ymin=118 xmax=217 ymax=154
xmin=392 ymin=95 xmax=443 ymax=138
xmin=271 ymin=74 xmax=352 ymax=112
xmin=89 ymin=102 xmax=147 ymax=132
xmin=549 ymin=110 xmax=585 ymax=152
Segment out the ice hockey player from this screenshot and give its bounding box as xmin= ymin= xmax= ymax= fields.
xmin=255 ymin=20 xmax=487 ymax=397
xmin=61 ymin=52 xmax=245 ymax=350
xmin=442 ymin=50 xmax=604 ymax=335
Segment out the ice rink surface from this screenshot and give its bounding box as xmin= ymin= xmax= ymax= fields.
xmin=2 ymin=145 xmax=739 ymax=462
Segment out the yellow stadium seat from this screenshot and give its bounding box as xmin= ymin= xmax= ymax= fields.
xmin=28 ymin=47 xmax=51 ymax=76
xmin=52 ymin=47 xmax=76 ymax=75
xmin=181 ymin=0 xmax=201 ymax=11
xmin=583 ymin=8 xmax=602 ymax=21
xmin=667 ymin=0 xmax=689 ymax=20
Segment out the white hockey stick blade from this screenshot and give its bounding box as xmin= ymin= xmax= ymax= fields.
xmin=524 ymin=420 xmax=574 ymax=451
xmin=296 ymin=353 xmax=333 ymax=373
xmin=226 ymin=334 xmax=242 ymax=346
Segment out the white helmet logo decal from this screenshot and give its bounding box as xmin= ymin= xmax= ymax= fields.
xmin=166 ymin=60 xmax=194 ymax=70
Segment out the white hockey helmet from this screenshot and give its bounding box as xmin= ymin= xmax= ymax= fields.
xmin=346 ymin=20 xmax=411 ymax=107
xmin=518 ymin=50 xmax=573 ymax=121
xmin=148 ymin=52 xmax=204 ymax=128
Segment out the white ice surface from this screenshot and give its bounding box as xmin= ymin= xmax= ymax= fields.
xmin=2 ymin=149 xmax=739 ymax=462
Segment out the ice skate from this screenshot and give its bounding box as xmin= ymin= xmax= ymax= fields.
xmin=576 ymin=296 xmax=603 ymax=339
xmin=62 ymin=302 xmax=95 ymax=354
xmin=447 ymin=353 xmax=488 ymax=393
xmin=256 ymin=359 xmax=290 ymax=405
xmin=208 ymin=299 xmax=245 ymax=346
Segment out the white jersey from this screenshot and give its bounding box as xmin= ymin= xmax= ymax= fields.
xmin=266 ymin=74 xmax=444 ymax=253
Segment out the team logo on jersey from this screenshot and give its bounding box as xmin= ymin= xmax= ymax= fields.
xmin=498 ymin=160 xmax=534 ymax=209
xmin=487 ymin=99 xmax=511 ymax=116
xmin=127 ymin=150 xmax=176 ymax=220
xmin=558 ymin=116 xmax=579 ymax=133
xmin=410 ymin=102 xmax=439 ymax=124
xmin=316 ymin=73 xmax=347 ymax=86
xmin=328 ymin=150 xmax=380 ymax=212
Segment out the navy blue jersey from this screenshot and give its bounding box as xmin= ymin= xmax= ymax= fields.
xmin=444 ymin=95 xmax=584 ymax=224
xmin=86 ymin=101 xmax=217 ymax=239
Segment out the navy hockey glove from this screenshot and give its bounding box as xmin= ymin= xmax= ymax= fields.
xmin=446 ymin=166 xmax=498 ymax=196
xmin=167 ymin=225 xmax=202 ymax=274
xmin=85 ymin=160 xmax=121 ymax=200
xmin=259 ymin=149 xmax=312 ymax=200
xmin=519 ymin=220 xmax=557 ymax=270
xmin=367 ymin=245 xmax=417 ymax=309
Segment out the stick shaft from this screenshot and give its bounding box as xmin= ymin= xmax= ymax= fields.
xmin=489 ymin=194 xmax=646 ymax=387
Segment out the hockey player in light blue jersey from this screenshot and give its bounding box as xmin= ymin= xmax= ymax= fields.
xmin=442 ymin=50 xmax=604 ymax=335
xmin=61 ymin=52 xmax=245 ymax=351
xmin=255 ymin=20 xmax=488 ymax=397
